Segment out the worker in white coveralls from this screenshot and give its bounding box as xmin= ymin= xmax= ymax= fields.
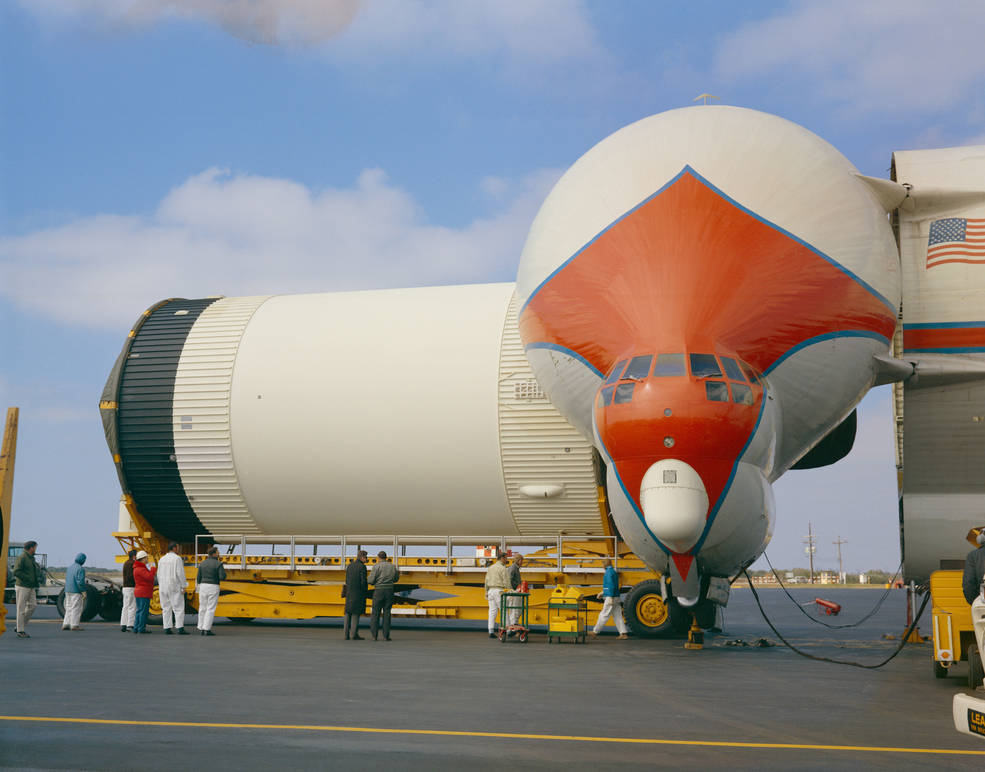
xmin=157 ymin=542 xmax=189 ymax=635
xmin=590 ymin=558 xmax=628 ymax=639
xmin=62 ymin=552 xmax=87 ymax=631
xmin=963 ymin=530 xmax=985 ymax=688
xmin=484 ymin=551 xmax=511 ymax=638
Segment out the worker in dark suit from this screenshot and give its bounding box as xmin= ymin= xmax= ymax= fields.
xmin=344 ymin=550 xmax=369 ymax=640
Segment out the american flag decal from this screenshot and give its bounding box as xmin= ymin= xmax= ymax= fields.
xmin=926 ymin=217 xmax=985 ymax=268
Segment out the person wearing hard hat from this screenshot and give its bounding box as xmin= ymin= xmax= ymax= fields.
xmin=132 ymin=551 xmax=157 ymax=634
xmin=590 ymin=558 xmax=629 ymax=640
xmin=157 ymin=542 xmax=189 ymax=635
xmin=62 ymin=553 xmax=87 ymax=631
xmin=964 ymin=530 xmax=985 ymax=687
xmin=484 ymin=551 xmax=511 ymax=639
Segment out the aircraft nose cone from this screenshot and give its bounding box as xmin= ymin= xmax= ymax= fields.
xmin=640 ymin=459 xmax=708 ymax=553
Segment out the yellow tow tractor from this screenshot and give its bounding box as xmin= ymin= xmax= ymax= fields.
xmin=931 ymin=527 xmax=985 ymax=687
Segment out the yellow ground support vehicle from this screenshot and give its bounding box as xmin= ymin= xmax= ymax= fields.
xmin=930 ymin=528 xmax=985 ymax=687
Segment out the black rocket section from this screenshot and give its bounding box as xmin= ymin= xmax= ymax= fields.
xmin=111 ymin=298 xmax=218 ymax=542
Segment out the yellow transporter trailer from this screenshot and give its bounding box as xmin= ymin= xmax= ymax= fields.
xmin=930 ymin=527 xmax=985 ymax=686
xmin=0 ymin=408 xmax=18 ymax=637
xmin=113 ymin=508 xmax=679 ymax=637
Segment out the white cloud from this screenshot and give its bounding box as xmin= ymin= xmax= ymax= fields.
xmin=715 ymin=0 xmax=985 ymax=114
xmin=329 ymin=0 xmax=603 ymax=69
xmin=22 ymin=0 xmax=605 ymax=70
xmin=0 ymin=166 xmax=561 ymax=330
xmin=22 ymin=0 xmax=360 ymax=45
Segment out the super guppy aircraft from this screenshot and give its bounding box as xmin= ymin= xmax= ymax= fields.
xmin=101 ymin=106 xmax=985 ymax=627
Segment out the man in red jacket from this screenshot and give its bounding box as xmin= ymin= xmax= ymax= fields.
xmin=132 ymin=550 xmax=157 ymax=634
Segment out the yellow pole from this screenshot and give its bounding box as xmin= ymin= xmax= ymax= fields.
xmin=0 ymin=408 xmax=20 ymax=637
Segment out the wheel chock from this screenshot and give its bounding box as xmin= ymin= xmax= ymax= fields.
xmin=684 ymin=617 xmax=703 ymax=650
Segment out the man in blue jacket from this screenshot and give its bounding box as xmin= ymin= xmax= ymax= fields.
xmin=62 ymin=553 xmax=87 ymax=631
xmin=590 ymin=558 xmax=628 ymax=639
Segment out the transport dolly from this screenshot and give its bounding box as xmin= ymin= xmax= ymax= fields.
xmin=547 ymin=586 xmax=588 ymax=643
xmin=498 ymin=591 xmax=530 ymax=642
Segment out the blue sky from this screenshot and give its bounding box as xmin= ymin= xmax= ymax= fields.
xmin=2 ymin=0 xmax=984 ymax=569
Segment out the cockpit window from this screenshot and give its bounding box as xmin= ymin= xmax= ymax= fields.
xmin=613 ymin=383 xmax=635 ymax=404
xmin=605 ymin=360 xmax=628 ymax=384
xmin=624 ymin=355 xmax=653 ymax=380
xmin=653 ymin=353 xmax=686 ymax=376
xmin=739 ymin=361 xmax=760 ymax=384
xmin=731 ymin=383 xmax=754 ymax=405
xmin=690 ymin=353 xmax=722 ymax=378
xmin=705 ymin=381 xmax=729 ymax=402
xmin=599 ymin=385 xmax=615 ymax=407
xmin=720 ymin=356 xmax=745 ymax=382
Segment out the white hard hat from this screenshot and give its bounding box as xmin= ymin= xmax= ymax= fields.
xmin=135 ymin=550 xmax=149 ymax=560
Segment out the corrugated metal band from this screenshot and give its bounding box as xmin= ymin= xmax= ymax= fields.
xmin=173 ymin=296 xmax=270 ymax=536
xmin=497 ymin=292 xmax=604 ymax=535
xmin=117 ymin=298 xmax=219 ymax=542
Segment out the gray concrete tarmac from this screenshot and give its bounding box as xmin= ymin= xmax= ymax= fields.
xmin=2 ymin=587 xmax=984 ymax=770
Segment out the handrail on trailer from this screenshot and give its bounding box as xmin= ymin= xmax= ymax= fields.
xmin=193 ymin=533 xmax=625 ymax=576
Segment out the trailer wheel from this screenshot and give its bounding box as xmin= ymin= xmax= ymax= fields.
xmin=933 ymin=659 xmax=948 ymax=679
xmin=969 ymin=644 xmax=984 ymax=689
xmin=227 ymin=617 xmax=255 ymax=624
xmin=56 ymin=589 xmax=65 ymax=617
xmin=99 ymin=592 xmax=123 ymax=622
xmin=624 ymin=580 xmax=676 ymax=638
xmin=80 ymin=584 xmax=102 ymax=622
xmin=149 ymin=588 xmax=162 ymax=618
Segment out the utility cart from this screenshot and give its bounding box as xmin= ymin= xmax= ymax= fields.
xmin=930 ymin=527 xmax=985 ymax=687
xmin=498 ymin=590 xmax=530 ymax=642
xmin=547 ymin=586 xmax=587 ymax=644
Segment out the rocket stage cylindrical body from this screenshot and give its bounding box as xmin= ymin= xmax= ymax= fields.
xmin=101 ymin=284 xmax=605 ymax=543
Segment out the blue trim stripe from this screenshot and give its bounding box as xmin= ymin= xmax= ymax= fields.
xmin=692 ymin=397 xmax=767 ymax=553
xmin=519 ymin=166 xmax=695 ymax=316
xmin=593 ymin=428 xmax=670 ymax=556
xmin=520 ymin=165 xmax=897 ymax=316
xmin=523 ymin=342 xmax=604 ymax=378
xmin=762 ymin=330 xmax=890 ymax=376
xmin=903 ymin=321 xmax=985 ymax=330
xmin=903 ymin=346 xmax=985 ymax=354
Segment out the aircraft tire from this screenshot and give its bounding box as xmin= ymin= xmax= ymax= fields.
xmin=624 ymin=580 xmax=676 ymax=638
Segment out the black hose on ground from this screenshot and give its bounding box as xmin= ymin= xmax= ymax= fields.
xmin=742 ymin=569 xmax=930 ymax=669
xmin=761 ymin=551 xmax=903 ymax=630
